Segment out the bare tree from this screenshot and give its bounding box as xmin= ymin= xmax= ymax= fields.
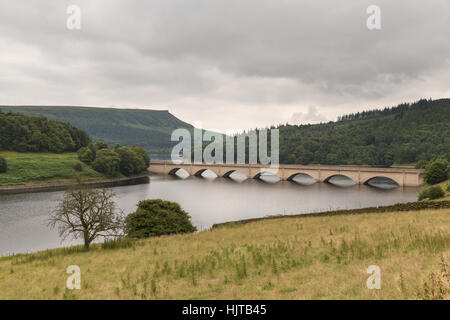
xmin=48 ymin=184 xmax=124 ymax=250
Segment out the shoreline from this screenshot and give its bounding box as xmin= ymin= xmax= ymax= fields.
xmin=2 ymin=200 xmax=448 ymax=259
xmin=212 ymin=200 xmax=450 ymax=228
xmin=0 ymin=173 xmax=150 ymax=195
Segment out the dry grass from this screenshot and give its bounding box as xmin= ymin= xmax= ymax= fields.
xmin=0 ymin=209 xmax=449 ymax=300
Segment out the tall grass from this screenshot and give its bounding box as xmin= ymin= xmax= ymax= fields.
xmin=111 ymin=226 xmax=449 ymax=299
xmin=102 ymin=238 xmax=135 ymax=250
xmin=0 ymin=209 xmax=449 ymax=299
xmin=10 ymin=245 xmax=87 ymax=265
xmin=418 ymin=255 xmax=450 ymax=300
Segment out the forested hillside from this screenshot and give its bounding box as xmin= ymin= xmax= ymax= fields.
xmin=0 ymin=106 xmax=193 ymax=159
xmin=278 ymin=99 xmax=450 ymax=165
xmin=2 ymin=99 xmax=448 ymax=165
xmin=0 ymin=111 xmax=90 ymax=153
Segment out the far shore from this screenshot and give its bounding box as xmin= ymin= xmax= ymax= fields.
xmin=0 ymin=173 xmax=150 ymax=195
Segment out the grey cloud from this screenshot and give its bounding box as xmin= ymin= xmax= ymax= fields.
xmin=290 ymin=106 xmax=327 ymax=125
xmin=0 ymin=0 xmax=449 ymax=131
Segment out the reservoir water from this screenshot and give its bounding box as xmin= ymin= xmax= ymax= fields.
xmin=0 ymin=173 xmax=419 ymax=256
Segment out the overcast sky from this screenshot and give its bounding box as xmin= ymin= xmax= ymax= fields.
xmin=0 ymin=0 xmax=449 ymax=132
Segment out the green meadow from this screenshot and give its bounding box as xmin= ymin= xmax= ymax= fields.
xmin=0 ymin=151 xmax=106 ymax=186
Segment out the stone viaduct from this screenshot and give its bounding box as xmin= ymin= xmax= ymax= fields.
xmin=149 ymin=161 xmax=424 ymax=187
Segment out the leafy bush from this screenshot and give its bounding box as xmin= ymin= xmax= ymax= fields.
xmin=78 ymin=143 xmax=149 ymax=177
xmin=382 ymin=152 xmax=394 ymax=167
xmin=94 ymin=141 xmax=109 ymax=151
xmin=418 ymin=186 xmax=445 ymax=201
xmin=125 ymin=199 xmax=197 ymax=239
xmin=115 ymin=147 xmax=147 ymax=176
xmin=415 ymin=160 xmax=428 ymax=169
xmin=437 ymin=152 xmax=450 ymax=163
xmin=73 ymin=162 xmax=83 ymax=172
xmin=92 ymin=149 xmax=121 ymax=177
xmin=131 ymin=146 xmax=150 ymax=168
xmin=424 ymin=160 xmax=449 ymax=185
xmin=77 ymin=147 xmax=95 ymax=165
xmin=0 ymin=156 xmax=7 ymax=173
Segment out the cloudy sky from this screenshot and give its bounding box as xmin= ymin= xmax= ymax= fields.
xmin=0 ymin=0 xmax=449 ymax=132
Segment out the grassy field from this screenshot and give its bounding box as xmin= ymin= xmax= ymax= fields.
xmin=420 ymin=180 xmax=450 ymax=201
xmin=435 ymin=180 xmax=450 ymax=201
xmin=0 ymin=151 xmax=107 ymax=186
xmin=0 ymin=208 xmax=448 ymax=300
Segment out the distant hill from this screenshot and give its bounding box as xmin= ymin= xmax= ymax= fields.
xmin=277 ymin=98 xmax=450 ymax=165
xmin=0 ymin=106 xmax=194 ymax=159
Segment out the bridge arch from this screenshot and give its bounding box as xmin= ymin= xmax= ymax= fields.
xmin=194 ymin=169 xmax=207 ymax=177
xmin=254 ymin=172 xmax=281 ymax=184
xmin=253 ymin=172 xmax=280 ymax=179
xmin=168 ymin=168 xmax=182 ymax=176
xmin=364 ymin=176 xmax=400 ymax=189
xmin=168 ymin=168 xmax=191 ymax=178
xmin=324 ymin=174 xmax=356 ymax=186
xmin=194 ymin=169 xmax=218 ymax=178
xmin=223 ymin=170 xmax=248 ymax=180
xmin=223 ymin=170 xmax=235 ymax=178
xmin=287 ymin=172 xmax=317 ymax=183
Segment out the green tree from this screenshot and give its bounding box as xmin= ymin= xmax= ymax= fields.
xmin=0 ymin=111 xmax=90 ymax=153
xmin=92 ymin=149 xmax=121 ymax=177
xmin=125 ymin=199 xmax=196 ymax=239
xmin=437 ymin=152 xmax=450 ymax=162
xmin=0 ymin=156 xmax=7 ymax=173
xmin=424 ymin=159 xmax=449 ymax=185
xmin=131 ymin=146 xmax=151 ymax=168
xmin=382 ymin=152 xmax=394 ymax=167
xmin=115 ymin=147 xmax=145 ymax=176
xmin=77 ymin=147 xmax=95 ymax=165
xmin=94 ymin=141 xmax=109 ymax=151
xmin=114 ymin=146 xmax=149 ymax=176
xmin=87 ymin=142 xmax=97 ymax=156
xmin=73 ymin=162 xmax=83 ymax=172
xmin=415 ymin=160 xmax=428 ymax=169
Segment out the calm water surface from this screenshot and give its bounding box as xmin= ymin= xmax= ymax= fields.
xmin=0 ymin=173 xmax=419 ymax=256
